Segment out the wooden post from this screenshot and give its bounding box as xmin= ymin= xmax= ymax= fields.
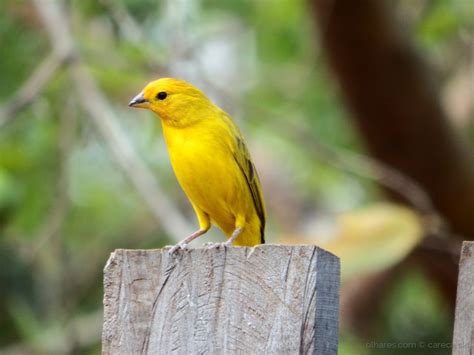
xmin=102 ymin=245 xmax=340 ymax=354
xmin=453 ymin=241 xmax=474 ymax=354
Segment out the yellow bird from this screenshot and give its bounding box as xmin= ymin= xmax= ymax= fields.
xmin=129 ymin=78 xmax=266 ymax=253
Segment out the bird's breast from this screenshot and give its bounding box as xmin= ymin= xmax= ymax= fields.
xmin=162 ymin=124 xmax=241 ymax=229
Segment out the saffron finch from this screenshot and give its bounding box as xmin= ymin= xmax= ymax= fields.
xmin=129 ymin=78 xmax=266 ymax=253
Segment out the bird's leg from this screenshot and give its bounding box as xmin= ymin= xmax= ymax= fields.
xmin=225 ymin=227 xmax=242 ymax=246
xmin=168 ymin=229 xmax=207 ymax=254
xmin=207 ymin=227 xmax=243 ymax=249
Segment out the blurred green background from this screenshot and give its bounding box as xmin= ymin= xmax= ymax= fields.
xmin=1 ymin=0 xmax=473 ymax=353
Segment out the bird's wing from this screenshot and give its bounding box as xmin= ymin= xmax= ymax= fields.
xmin=221 ymin=112 xmax=266 ymax=243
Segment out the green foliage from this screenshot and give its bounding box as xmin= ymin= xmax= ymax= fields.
xmin=0 ymin=244 xmax=34 ymax=344
xmin=0 ymin=3 xmax=48 ymax=98
xmin=0 ymin=0 xmax=467 ymax=352
xmin=2 ymin=116 xmax=58 ymax=237
xmin=417 ymin=0 xmax=461 ymax=46
xmin=377 ymin=270 xmax=452 ymax=354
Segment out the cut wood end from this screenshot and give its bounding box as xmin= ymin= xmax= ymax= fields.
xmin=109 ymin=243 xmax=339 ymax=259
xmin=102 ymin=243 xmax=340 ymax=354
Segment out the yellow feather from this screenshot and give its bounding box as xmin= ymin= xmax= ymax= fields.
xmin=129 ymin=78 xmax=266 ymax=247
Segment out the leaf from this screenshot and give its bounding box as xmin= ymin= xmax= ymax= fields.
xmin=279 ymin=203 xmax=424 ymax=282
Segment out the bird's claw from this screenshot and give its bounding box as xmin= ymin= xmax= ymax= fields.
xmin=168 ymin=242 xmax=188 ymax=255
xmin=205 ymin=242 xmax=219 ymax=250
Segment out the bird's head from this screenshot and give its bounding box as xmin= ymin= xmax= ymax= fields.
xmin=129 ymin=78 xmax=213 ymax=127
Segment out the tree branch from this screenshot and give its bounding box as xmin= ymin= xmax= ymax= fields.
xmin=310 ymin=0 xmax=472 ymax=335
xmin=32 ymin=0 xmax=192 ymax=241
xmin=27 ymin=96 xmax=76 ymax=261
xmin=311 ymin=0 xmax=474 ymax=239
xmin=0 ymin=52 xmax=70 ymax=129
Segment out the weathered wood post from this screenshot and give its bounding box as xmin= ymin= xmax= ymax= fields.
xmin=453 ymin=241 xmax=474 ymax=354
xmin=102 ymin=245 xmax=340 ymax=354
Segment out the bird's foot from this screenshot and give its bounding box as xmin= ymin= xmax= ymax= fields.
xmin=168 ymin=229 xmax=209 ymax=255
xmin=205 ymin=242 xmax=222 ymax=250
xmin=168 ymin=242 xmax=188 ymax=255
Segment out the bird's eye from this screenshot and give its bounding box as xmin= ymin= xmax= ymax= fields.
xmin=157 ymin=92 xmax=167 ymax=100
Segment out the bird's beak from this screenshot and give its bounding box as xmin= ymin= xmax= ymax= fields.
xmin=128 ymin=91 xmax=149 ymax=109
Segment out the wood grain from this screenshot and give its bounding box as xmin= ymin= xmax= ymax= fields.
xmin=453 ymin=241 xmax=474 ymax=354
xmin=102 ymin=245 xmax=339 ymax=354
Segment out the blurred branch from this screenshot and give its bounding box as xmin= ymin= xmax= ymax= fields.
xmin=32 ymin=0 xmax=191 ymax=241
xmin=254 ymin=99 xmax=444 ymax=236
xmin=310 ymin=0 xmax=473 ymax=335
xmin=26 ymin=97 xmax=76 ymax=262
xmin=0 ymin=52 xmax=71 ymax=129
xmin=100 ymin=0 xmax=168 ymax=73
xmin=100 ymin=0 xmax=145 ymax=42
xmin=70 ymin=65 xmax=191 ymax=239
xmin=303 ymin=128 xmax=444 ymax=235
xmin=311 ymin=0 xmax=474 ymax=240
xmin=35 ymin=104 xmax=75 ymax=327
